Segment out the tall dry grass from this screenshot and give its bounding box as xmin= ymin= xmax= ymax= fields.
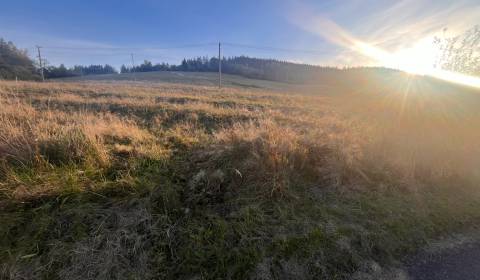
xmin=1 ymin=79 xmax=480 ymax=279
xmin=1 ymin=80 xmax=480 ymax=197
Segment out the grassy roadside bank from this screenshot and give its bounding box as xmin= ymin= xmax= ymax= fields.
xmin=1 ymin=81 xmax=480 ymax=279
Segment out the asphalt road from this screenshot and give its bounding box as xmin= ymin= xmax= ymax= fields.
xmin=407 ymin=242 xmax=480 ymax=280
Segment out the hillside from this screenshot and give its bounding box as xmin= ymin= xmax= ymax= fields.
xmin=57 ymin=67 xmax=480 ymax=98
xmin=118 ymin=56 xmax=349 ymax=84
xmin=57 ymin=71 xmax=294 ymax=91
xmin=1 ymin=77 xmax=480 ymax=279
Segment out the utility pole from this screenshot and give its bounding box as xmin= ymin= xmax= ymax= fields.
xmin=218 ymin=42 xmax=222 ymax=88
xmin=130 ymin=53 xmax=137 ymax=81
xmin=36 ymin=45 xmax=45 ymax=82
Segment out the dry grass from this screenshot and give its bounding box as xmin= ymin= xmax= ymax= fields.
xmin=1 ymin=78 xmax=480 ymax=279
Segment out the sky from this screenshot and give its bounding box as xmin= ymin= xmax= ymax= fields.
xmin=0 ymin=0 xmax=478 ymax=69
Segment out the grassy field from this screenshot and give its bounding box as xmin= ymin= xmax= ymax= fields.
xmin=1 ymin=75 xmax=480 ymax=279
xmin=57 ymin=71 xmax=298 ymax=91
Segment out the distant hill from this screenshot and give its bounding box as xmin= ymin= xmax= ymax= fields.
xmin=49 ymin=55 xmax=390 ymax=85
xmin=0 ymin=39 xmax=40 ymax=80
xmin=119 ymin=56 xmax=401 ymax=85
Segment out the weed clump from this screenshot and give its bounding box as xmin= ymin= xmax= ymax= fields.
xmin=38 ymin=127 xmax=107 ymax=166
xmin=0 ymin=104 xmax=37 ymax=166
xmin=212 ymin=120 xmax=342 ymax=197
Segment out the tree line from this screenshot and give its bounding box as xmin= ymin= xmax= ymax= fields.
xmin=0 ymin=38 xmax=118 ymax=80
xmin=0 ymin=39 xmax=40 ymax=80
xmin=44 ymin=64 xmax=117 ymax=79
xmin=120 ymin=57 xmax=219 ymax=73
xmin=120 ymin=56 xmax=347 ymax=83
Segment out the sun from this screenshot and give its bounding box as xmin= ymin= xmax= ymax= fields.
xmin=356 ymin=37 xmax=480 ymax=88
xmin=294 ymin=14 xmax=480 ymax=88
xmin=358 ymin=37 xmax=438 ymax=76
xmin=387 ymin=38 xmax=438 ymax=75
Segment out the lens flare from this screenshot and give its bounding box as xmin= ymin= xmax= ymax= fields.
xmin=356 ymin=37 xmax=480 ymax=88
xmin=293 ymin=15 xmax=480 ymax=88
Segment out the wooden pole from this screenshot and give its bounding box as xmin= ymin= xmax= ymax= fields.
xmin=36 ymin=45 xmax=44 ymax=82
xmin=131 ymin=53 xmax=137 ymax=81
xmin=218 ymin=42 xmax=222 ymax=88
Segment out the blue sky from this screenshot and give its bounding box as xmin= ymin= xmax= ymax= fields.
xmin=1 ymin=0 xmax=478 ymax=69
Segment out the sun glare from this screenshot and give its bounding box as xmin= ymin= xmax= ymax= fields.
xmin=355 ymin=37 xmax=480 ymax=88
xmin=353 ymin=38 xmax=437 ymax=75
xmin=387 ymin=38 xmax=438 ymax=75
xmin=296 ymin=15 xmax=480 ymax=89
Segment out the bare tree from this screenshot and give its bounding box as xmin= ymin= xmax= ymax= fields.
xmin=434 ymin=25 xmax=480 ymax=76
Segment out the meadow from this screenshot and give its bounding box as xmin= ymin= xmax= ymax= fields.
xmin=1 ymin=74 xmax=480 ymax=279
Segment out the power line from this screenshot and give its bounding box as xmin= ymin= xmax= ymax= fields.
xmin=40 ymin=42 xmax=217 ymax=51
xmin=223 ymin=42 xmax=330 ymax=54
xmin=40 ymin=42 xmax=330 ymax=55
xmin=41 ymin=50 xmax=134 ymax=57
xmin=33 ymin=41 xmax=333 ymax=70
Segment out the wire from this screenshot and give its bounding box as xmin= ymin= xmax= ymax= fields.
xmin=41 ymin=42 xmax=329 ymax=54
xmin=223 ymin=42 xmax=329 ymax=54
xmin=42 ymin=50 xmax=134 ymax=57
xmin=41 ymin=42 xmax=217 ymax=51
xmin=35 ymin=41 xmax=332 ymax=67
